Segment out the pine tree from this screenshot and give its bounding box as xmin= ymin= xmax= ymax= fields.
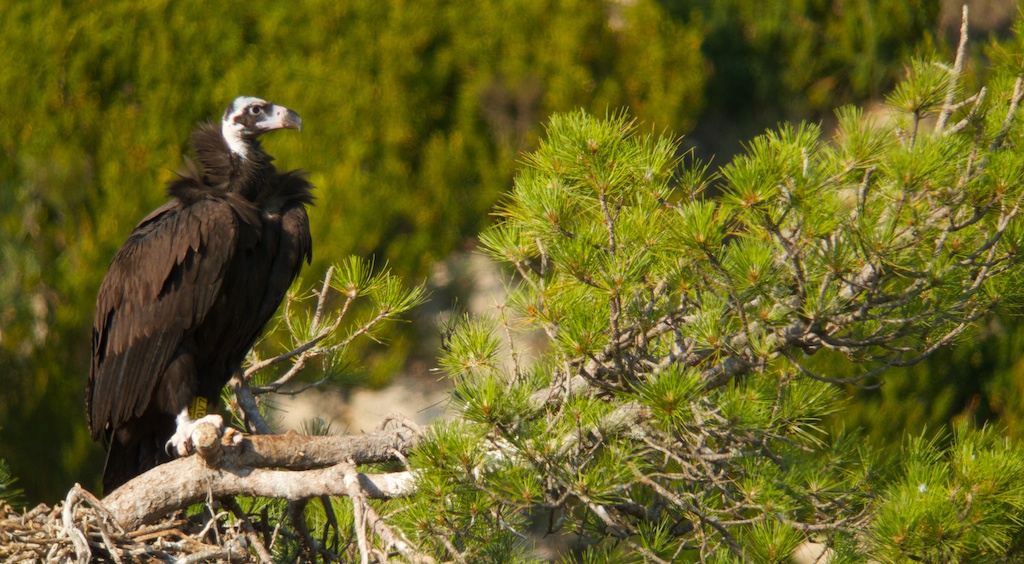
xmin=394 ymin=14 xmax=1024 ymax=561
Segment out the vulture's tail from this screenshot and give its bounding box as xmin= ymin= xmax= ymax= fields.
xmin=102 ymin=434 xmax=170 ymax=494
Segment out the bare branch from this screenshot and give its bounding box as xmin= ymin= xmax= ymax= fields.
xmin=222 ymin=498 xmax=275 ymax=563
xmin=989 ymin=75 xmax=1024 ymax=154
xmin=935 ymin=5 xmax=969 ymax=133
xmin=102 ymin=424 xmax=420 ymax=530
xmin=340 ymin=460 xmax=436 ymax=564
xmin=229 ymin=374 xmax=274 ymax=435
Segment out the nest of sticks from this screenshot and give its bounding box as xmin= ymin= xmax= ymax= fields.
xmin=1 ymin=486 xmax=260 ymax=563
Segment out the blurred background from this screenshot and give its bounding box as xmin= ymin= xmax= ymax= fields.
xmin=0 ymin=0 xmax=1020 ymax=504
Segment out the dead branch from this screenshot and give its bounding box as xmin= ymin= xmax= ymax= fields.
xmin=103 ymin=423 xmax=421 ymax=530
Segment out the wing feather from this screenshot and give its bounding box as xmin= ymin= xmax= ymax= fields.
xmin=87 ymin=197 xmax=242 ymax=439
xmin=256 ymin=204 xmax=312 ymax=324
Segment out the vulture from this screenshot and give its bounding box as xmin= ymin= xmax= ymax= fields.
xmin=87 ymin=96 xmax=314 ymax=493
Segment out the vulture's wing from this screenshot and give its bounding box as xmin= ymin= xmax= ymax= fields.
xmin=87 ymin=197 xmax=241 ymax=439
xmin=253 ymin=172 xmax=314 ymax=325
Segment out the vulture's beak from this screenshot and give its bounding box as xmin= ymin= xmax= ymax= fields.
xmin=257 ymin=105 xmax=303 ymax=133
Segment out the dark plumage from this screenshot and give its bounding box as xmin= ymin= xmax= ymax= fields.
xmin=87 ymin=97 xmax=313 ymax=493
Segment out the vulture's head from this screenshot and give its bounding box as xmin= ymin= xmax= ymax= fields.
xmin=221 ymin=96 xmax=302 ymax=159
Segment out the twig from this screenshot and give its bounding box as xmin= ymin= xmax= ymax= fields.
xmin=375 ymin=412 xmax=425 ymax=436
xmin=346 ymin=470 xmax=371 ymax=564
xmin=989 ymin=75 xmax=1024 ymax=154
xmin=340 ymin=460 xmax=436 ymax=564
xmin=61 ymin=485 xmax=92 ymax=564
xmin=222 ymin=498 xmax=274 ymax=564
xmin=935 ymin=5 xmax=969 ymax=133
xmin=229 ymin=374 xmax=275 ymax=435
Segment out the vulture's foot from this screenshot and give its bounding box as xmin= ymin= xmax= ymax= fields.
xmin=166 ymin=413 xmax=241 ymax=457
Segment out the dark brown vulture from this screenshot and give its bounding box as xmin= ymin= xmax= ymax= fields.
xmin=87 ymin=96 xmax=313 ymax=493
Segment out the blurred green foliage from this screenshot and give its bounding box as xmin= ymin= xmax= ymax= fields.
xmin=680 ymin=0 xmax=940 ymax=115
xmin=668 ymin=0 xmax=943 ymax=159
xmin=0 ymin=0 xmax=962 ymax=505
xmin=0 ymin=430 xmax=23 ymax=506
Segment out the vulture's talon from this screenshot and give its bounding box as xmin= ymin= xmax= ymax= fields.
xmin=166 ymin=414 xmax=226 ymax=457
xmin=222 ymin=427 xmax=243 ymax=445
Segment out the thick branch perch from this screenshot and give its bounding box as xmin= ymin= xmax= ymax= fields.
xmin=102 ymin=426 xmax=420 ymax=530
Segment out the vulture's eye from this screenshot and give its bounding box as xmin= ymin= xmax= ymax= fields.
xmin=249 ymin=106 xmax=263 ymax=116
